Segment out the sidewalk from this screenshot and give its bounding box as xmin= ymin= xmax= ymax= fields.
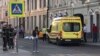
xmin=0 ymin=46 xmax=33 ymax=56
xmin=83 ymin=38 xmax=100 ymax=46
xmin=85 ymin=42 xmax=100 ymax=46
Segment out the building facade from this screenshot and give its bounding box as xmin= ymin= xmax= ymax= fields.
xmin=0 ymin=0 xmax=9 ymax=22
xmin=7 ymin=0 xmax=48 ymax=34
xmin=48 ymin=0 xmax=100 ymax=39
xmin=24 ymin=0 xmax=48 ymax=34
xmin=0 ymin=0 xmax=9 ymax=28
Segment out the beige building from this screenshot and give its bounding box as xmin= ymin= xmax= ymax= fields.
xmin=0 ymin=0 xmax=9 ymax=22
xmin=7 ymin=0 xmax=48 ymax=34
xmin=24 ymin=0 xmax=48 ymax=34
xmin=0 ymin=0 xmax=9 ymax=28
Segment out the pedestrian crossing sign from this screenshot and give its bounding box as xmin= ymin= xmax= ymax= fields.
xmin=9 ymin=2 xmax=25 ymax=17
xmin=12 ymin=4 xmax=22 ymax=14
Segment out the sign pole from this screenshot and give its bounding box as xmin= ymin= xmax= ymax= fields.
xmin=16 ymin=17 xmax=19 ymax=53
xmin=9 ymin=0 xmax=25 ymax=54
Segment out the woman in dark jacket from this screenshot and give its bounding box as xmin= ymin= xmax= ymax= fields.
xmin=32 ymin=27 xmax=39 ymax=52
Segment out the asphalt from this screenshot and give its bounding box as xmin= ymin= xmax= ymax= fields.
xmin=0 ymin=46 xmax=33 ymax=56
xmin=0 ymin=37 xmax=100 ymax=56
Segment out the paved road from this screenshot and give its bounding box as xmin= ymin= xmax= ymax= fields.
xmin=18 ymin=38 xmax=100 ymax=56
xmin=0 ymin=38 xmax=100 ymax=56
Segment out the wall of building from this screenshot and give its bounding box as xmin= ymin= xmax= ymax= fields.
xmin=48 ymin=0 xmax=100 ymax=32
xmin=25 ymin=0 xmax=48 ymax=34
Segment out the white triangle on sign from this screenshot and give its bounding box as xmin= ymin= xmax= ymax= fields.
xmin=13 ymin=4 xmax=22 ymax=14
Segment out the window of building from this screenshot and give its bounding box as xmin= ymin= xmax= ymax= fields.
xmin=32 ymin=0 xmax=33 ymax=9
xmin=43 ymin=0 xmax=46 ymax=7
xmin=5 ymin=2 xmax=6 ymax=5
xmin=40 ymin=0 xmax=42 ymax=8
xmin=49 ymin=0 xmax=52 ymax=8
xmin=35 ymin=0 xmax=37 ymax=9
xmin=39 ymin=15 xmax=41 ymax=29
xmin=62 ymin=0 xmax=66 ymax=6
xmin=27 ymin=0 xmax=29 ymax=11
xmin=31 ymin=16 xmax=33 ymax=30
xmin=43 ymin=15 xmax=46 ymax=27
xmin=27 ymin=17 xmax=29 ymax=30
xmin=34 ymin=16 xmax=37 ymax=27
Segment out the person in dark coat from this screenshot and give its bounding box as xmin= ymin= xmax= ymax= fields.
xmin=2 ymin=23 xmax=9 ymax=51
xmin=8 ymin=24 xmax=14 ymax=49
xmin=32 ymin=27 xmax=39 ymax=52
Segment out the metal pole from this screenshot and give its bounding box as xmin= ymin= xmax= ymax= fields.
xmin=15 ymin=0 xmax=19 ymax=54
xmin=16 ymin=17 xmax=19 ymax=53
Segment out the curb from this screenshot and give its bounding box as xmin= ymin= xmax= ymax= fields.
xmin=82 ymin=43 xmax=100 ymax=47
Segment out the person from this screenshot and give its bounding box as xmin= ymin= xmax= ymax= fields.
xmin=8 ymin=24 xmax=14 ymax=49
xmin=83 ymin=24 xmax=87 ymax=42
xmin=2 ymin=23 xmax=9 ymax=51
xmin=32 ymin=27 xmax=39 ymax=52
xmin=92 ymin=24 xmax=98 ymax=43
xmin=42 ymin=28 xmax=47 ymax=42
xmin=19 ymin=25 xmax=24 ymax=38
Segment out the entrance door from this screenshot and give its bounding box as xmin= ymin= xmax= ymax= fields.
xmin=96 ymin=13 xmax=100 ymax=40
xmin=90 ymin=15 xmax=93 ymax=38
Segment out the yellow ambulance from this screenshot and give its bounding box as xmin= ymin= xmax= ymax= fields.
xmin=47 ymin=16 xmax=83 ymax=45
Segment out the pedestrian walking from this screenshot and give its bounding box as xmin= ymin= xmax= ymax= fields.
xmin=83 ymin=24 xmax=87 ymax=42
xmin=32 ymin=27 xmax=39 ymax=52
xmin=8 ymin=24 xmax=14 ymax=49
xmin=2 ymin=23 xmax=9 ymax=51
xmin=92 ymin=24 xmax=98 ymax=43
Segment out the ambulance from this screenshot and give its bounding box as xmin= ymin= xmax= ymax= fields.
xmin=47 ymin=16 xmax=83 ymax=45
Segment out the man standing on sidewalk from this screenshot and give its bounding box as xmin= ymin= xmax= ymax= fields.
xmin=83 ymin=24 xmax=87 ymax=42
xmin=8 ymin=24 xmax=14 ymax=49
xmin=2 ymin=23 xmax=9 ymax=51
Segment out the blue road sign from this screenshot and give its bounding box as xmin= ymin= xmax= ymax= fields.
xmin=11 ymin=3 xmax=22 ymax=15
xmin=9 ymin=2 xmax=25 ymax=17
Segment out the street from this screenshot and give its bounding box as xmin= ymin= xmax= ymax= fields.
xmin=0 ymin=38 xmax=100 ymax=56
